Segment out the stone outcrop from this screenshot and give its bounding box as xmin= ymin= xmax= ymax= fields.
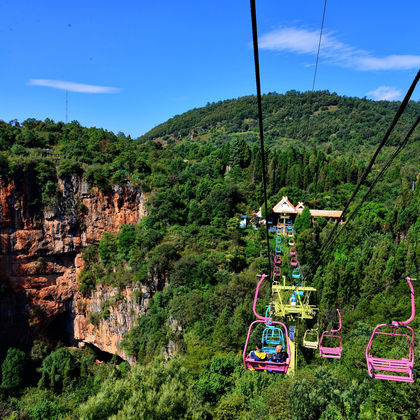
xmin=73 ymin=284 xmax=152 ymax=364
xmin=0 ymin=175 xmax=148 ymax=360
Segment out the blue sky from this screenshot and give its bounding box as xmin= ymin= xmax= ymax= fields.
xmin=1 ymin=0 xmax=419 ymax=138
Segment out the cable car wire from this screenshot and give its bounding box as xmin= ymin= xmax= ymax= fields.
xmin=305 ymin=0 xmax=328 ymax=143
xmin=316 ymin=113 xmax=420 ymax=261
xmin=305 ymin=69 xmax=420 ymax=281
xmin=321 ymin=267 xmax=419 ymax=325
xmin=250 ymin=0 xmax=271 ymax=276
xmin=319 ymin=69 xmax=420 ymax=256
xmin=312 ymin=0 xmax=328 ymax=93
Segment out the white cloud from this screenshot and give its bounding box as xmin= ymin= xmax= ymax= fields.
xmin=367 ymin=86 xmax=402 ymax=101
xmin=355 ymin=55 xmax=420 ymax=71
xmin=28 ymin=79 xmax=120 ymax=93
xmin=259 ymin=27 xmax=320 ymax=54
xmin=259 ymin=26 xmax=420 ymax=71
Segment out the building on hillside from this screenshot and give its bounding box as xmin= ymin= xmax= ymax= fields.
xmin=274 ymin=196 xmax=343 ymax=225
xmin=258 ymin=196 xmax=343 ymax=226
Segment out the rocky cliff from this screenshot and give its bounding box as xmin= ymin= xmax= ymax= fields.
xmin=0 ymin=175 xmax=148 ymax=360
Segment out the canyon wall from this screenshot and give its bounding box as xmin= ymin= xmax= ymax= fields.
xmin=0 ymin=175 xmax=149 ymax=361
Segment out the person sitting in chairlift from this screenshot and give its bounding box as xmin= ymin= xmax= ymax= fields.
xmin=269 ymin=344 xmax=288 ymax=363
xmin=248 ymin=341 xmax=267 ymax=361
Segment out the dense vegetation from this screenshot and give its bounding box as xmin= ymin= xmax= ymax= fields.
xmin=0 ymin=91 xmax=419 ymax=419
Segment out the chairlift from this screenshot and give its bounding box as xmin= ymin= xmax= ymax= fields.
xmin=319 ymin=309 xmax=342 ymax=359
xmin=244 ymin=275 xmax=290 ymax=373
xmin=292 ymin=264 xmax=301 ymax=280
xmin=243 ymin=320 xmax=290 ymax=373
xmin=273 ymin=265 xmax=282 ymax=278
xmin=290 ymin=255 xmax=298 ymax=267
xmin=288 ymin=239 xmax=295 ymax=247
xmin=272 ymin=277 xmax=317 ymax=320
xmin=303 ymin=328 xmax=319 ymax=349
xmin=290 ymin=247 xmax=297 ymax=256
xmin=261 ymin=307 xmax=285 ymax=353
xmin=365 ymin=277 xmax=416 ymax=383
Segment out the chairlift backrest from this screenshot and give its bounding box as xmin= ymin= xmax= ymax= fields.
xmin=262 ymin=325 xmax=286 ymax=352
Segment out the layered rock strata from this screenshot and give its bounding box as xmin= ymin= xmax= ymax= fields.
xmin=0 ymin=175 xmax=148 ymax=360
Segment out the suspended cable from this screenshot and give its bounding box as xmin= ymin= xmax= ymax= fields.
xmin=305 ymin=0 xmax=328 ymax=143
xmin=321 ymin=70 xmax=420 ymax=246
xmin=250 ymin=0 xmax=271 ymax=276
xmin=312 ymin=0 xmax=328 ymax=92
xmin=321 ymin=268 xmax=419 ymax=326
xmin=306 ymin=69 xmax=420 ymax=280
xmin=318 ymin=113 xmax=420 ymax=260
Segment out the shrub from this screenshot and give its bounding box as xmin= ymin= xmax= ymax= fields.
xmin=38 ymin=348 xmax=79 ymax=392
xmin=1 ymin=348 xmax=27 ymax=394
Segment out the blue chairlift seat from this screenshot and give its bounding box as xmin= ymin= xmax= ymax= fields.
xmin=261 ymin=306 xmax=286 ymax=353
xmin=262 ymin=326 xmax=285 ymax=353
xmin=292 ymin=263 xmax=301 ymax=280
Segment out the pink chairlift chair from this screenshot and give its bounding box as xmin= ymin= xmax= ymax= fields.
xmin=273 ymin=265 xmax=282 ymax=278
xmin=319 ymin=309 xmax=343 ymax=359
xmin=274 ymin=254 xmax=282 ymax=266
xmin=242 ymin=274 xmax=291 ymax=374
xmin=365 ymin=277 xmax=416 ymax=383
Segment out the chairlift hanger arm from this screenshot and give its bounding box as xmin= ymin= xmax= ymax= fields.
xmin=392 ymin=277 xmax=415 ymax=326
xmin=253 ymin=274 xmax=271 ymax=321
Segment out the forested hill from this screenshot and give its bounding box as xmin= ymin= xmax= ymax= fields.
xmin=0 ymin=91 xmax=419 ymax=418
xmin=141 ymin=90 xmax=420 ymax=150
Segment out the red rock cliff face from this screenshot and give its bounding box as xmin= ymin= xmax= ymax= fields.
xmin=0 ymin=175 xmax=148 ymax=359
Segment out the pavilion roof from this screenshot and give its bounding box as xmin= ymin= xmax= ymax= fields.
xmin=308 ymin=209 xmax=343 ymax=218
xmin=271 ymin=197 xmax=342 ymax=219
xmin=295 ymin=202 xmax=305 ymax=211
xmin=272 ymin=196 xmax=297 ymax=214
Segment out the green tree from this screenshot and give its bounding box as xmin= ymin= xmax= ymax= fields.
xmin=29 ymin=400 xmax=68 ymax=420
xmin=195 ymin=355 xmax=238 ymax=403
xmin=1 ymin=347 xmax=27 ymax=394
xmin=38 ymin=348 xmax=78 ymax=392
xmin=214 ymin=394 xmax=247 ymax=420
xmin=229 ymin=137 xmax=250 ymax=168
xmin=294 ymin=206 xmax=312 ymax=233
